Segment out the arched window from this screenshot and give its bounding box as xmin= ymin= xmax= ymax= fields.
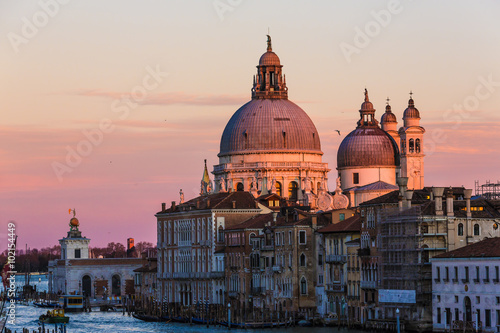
xmin=300 ymin=253 xmax=306 ymax=267
xmin=276 ymin=181 xmax=282 ymax=197
xmin=244 ymin=132 xmax=248 ymax=149
xmin=415 ymin=139 xmax=421 ymax=153
xmin=236 ymin=182 xmax=244 ymax=191
xmin=473 ymin=224 xmax=480 ymax=236
xmin=420 ymin=222 xmax=429 ymax=234
xmin=409 ymin=139 xmax=415 ymax=153
xmin=421 ymin=244 xmax=429 ymax=263
xmin=288 ymin=181 xmax=298 ymax=201
xmin=300 ymin=277 xmax=307 ymax=295
xmin=458 ymin=223 xmax=464 ymax=236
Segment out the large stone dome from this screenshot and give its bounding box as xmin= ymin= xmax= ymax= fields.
xmin=219 ymin=98 xmax=322 ymax=157
xmin=337 ymin=127 xmax=400 ymax=168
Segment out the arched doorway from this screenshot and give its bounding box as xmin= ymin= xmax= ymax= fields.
xmin=82 ymin=275 xmax=92 ymax=297
xmin=464 ymin=296 xmax=472 ymax=322
xmin=236 ymin=182 xmax=244 ymax=191
xmin=111 ymin=274 xmax=121 ymax=296
xmin=275 ymin=181 xmax=282 ymax=196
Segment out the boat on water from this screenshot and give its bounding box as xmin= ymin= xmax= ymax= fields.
xmin=39 ymin=308 xmax=69 ymax=324
xmin=217 ymin=320 xmax=290 ymax=328
xmin=34 ymin=301 xmax=59 ymax=308
xmin=58 ymin=295 xmax=84 ymax=312
xmin=132 ymin=313 xmax=163 ymax=322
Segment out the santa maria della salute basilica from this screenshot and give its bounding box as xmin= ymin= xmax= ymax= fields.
xmin=204 ymin=35 xmax=425 ymax=209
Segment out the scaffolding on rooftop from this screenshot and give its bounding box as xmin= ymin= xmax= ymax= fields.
xmin=475 ymin=180 xmax=500 ymax=200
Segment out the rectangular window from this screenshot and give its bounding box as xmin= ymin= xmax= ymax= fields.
xmin=318 ymin=274 xmax=324 ymax=285
xmin=445 ymin=267 xmax=449 ymax=281
xmin=445 ymin=308 xmax=451 ymax=325
xmin=485 ymin=266 xmax=490 ymax=282
xmin=476 ymin=296 xmax=480 ymax=304
xmin=485 ymin=309 xmax=491 ymax=327
xmin=74 ymin=249 xmax=81 ymax=259
xmin=437 ymin=308 xmax=441 ymax=324
xmin=318 ymin=254 xmax=323 ymax=266
xmin=475 ymin=266 xmax=480 ymax=283
xmin=453 ymin=266 xmax=458 ymax=283
xmin=299 ymin=230 xmax=306 ymax=244
xmin=455 ymin=296 xmax=459 ymax=303
xmin=339 ymin=213 xmax=345 ymax=221
xmin=289 ymin=231 xmax=292 ymax=245
xmin=353 ymin=173 xmax=359 ymax=185
xmin=435 ymin=266 xmax=441 ymax=282
xmin=464 ymin=266 xmax=469 ymax=283
xmin=455 ymin=308 xmax=459 ymax=321
xmin=497 ymin=310 xmax=500 ymax=326
xmin=495 ymin=266 xmax=499 ymax=282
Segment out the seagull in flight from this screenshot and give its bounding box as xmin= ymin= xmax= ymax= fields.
xmin=334 ymin=130 xmax=341 ymax=136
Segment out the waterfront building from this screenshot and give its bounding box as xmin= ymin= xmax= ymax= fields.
xmin=155 ymin=191 xmax=262 ymax=307
xmin=431 ymin=237 xmax=500 ymax=332
xmin=133 ymin=249 xmax=159 ymax=308
xmin=316 ymin=214 xmax=361 ymax=319
xmin=357 ymin=182 xmax=500 ymax=331
xmin=49 ymin=215 xmax=146 ymax=298
xmin=345 ymin=238 xmax=362 ymax=325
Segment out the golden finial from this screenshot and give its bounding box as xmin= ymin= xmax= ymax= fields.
xmin=266 ymin=34 xmax=272 ymax=52
xmin=386 ymin=97 xmax=390 ymax=105
xmin=364 ymin=88 xmax=369 ymax=102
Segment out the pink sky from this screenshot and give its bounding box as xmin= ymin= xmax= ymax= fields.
xmin=1 ymin=1 xmax=500 ymax=249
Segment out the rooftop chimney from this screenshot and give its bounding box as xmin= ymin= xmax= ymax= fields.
xmin=432 ymin=187 xmax=445 ymax=216
xmin=312 ymin=215 xmax=317 ymax=229
xmin=398 ymin=194 xmax=404 ymax=211
xmin=397 ymin=177 xmax=409 ymax=196
xmin=272 ymin=211 xmax=278 ymax=223
xmin=446 ymin=187 xmax=454 ymax=217
xmin=171 ymin=201 xmax=176 ymax=211
xmin=405 ymin=190 xmax=414 ymax=208
xmin=464 ymin=189 xmax=472 ymax=218
xmin=161 ymin=202 xmax=166 ymax=211
xmin=232 ymin=200 xmax=236 ymax=209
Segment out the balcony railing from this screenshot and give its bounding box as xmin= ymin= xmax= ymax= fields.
xmin=261 ymin=245 xmax=274 ymax=251
xmin=213 ymin=161 xmax=328 ymax=173
xmin=272 ymin=265 xmax=283 ymax=273
xmin=360 ymin=281 xmax=377 ymax=289
xmin=210 ymin=272 xmax=225 ymax=279
xmin=326 ymin=283 xmax=345 ymax=292
xmin=251 ymin=287 xmax=265 ymax=295
xmin=326 ymin=254 xmax=347 ymax=263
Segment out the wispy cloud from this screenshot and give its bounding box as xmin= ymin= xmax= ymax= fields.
xmin=72 ymin=90 xmax=248 ymax=106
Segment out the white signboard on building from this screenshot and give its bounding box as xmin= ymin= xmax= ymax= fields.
xmin=378 ymin=289 xmax=416 ymax=304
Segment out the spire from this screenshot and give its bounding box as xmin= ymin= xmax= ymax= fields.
xmin=408 ymin=90 xmax=414 ymax=107
xmin=252 ymin=36 xmax=287 ymax=100
xmin=202 ymin=159 xmax=210 ymax=184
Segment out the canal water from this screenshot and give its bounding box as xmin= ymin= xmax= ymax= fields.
xmin=2 ymin=275 xmax=366 ymax=332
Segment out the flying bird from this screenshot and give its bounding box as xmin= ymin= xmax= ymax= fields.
xmin=334 ymin=130 xmax=341 ymax=136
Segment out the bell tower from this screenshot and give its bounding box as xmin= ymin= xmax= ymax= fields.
xmin=399 ymin=92 xmax=425 ymax=190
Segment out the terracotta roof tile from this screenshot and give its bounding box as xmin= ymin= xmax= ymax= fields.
xmin=433 ymin=237 xmax=500 ymax=259
xmin=317 ymin=215 xmax=362 ymax=233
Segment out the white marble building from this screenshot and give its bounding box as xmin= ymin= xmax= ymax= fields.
xmin=431 ymin=237 xmax=500 ymax=332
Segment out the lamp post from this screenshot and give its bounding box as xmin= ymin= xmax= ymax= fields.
xmin=396 ymin=308 xmax=400 ymax=333
xmin=228 ymin=302 xmax=231 ymax=330
xmin=475 ymin=310 xmax=478 ymax=333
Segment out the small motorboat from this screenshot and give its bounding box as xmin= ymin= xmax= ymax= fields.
xmin=39 ymin=308 xmax=69 ymax=324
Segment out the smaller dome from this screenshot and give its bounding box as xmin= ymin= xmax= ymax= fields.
xmin=259 ymin=51 xmax=281 ymax=66
xmin=70 ymin=217 xmax=79 ymax=227
xmin=360 ymin=100 xmax=374 ymax=110
xmin=381 ymin=104 xmax=397 ymax=123
xmin=403 ymin=98 xmax=420 ymax=119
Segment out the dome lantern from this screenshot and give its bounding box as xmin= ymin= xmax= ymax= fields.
xmin=252 ymin=35 xmax=288 ymax=100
